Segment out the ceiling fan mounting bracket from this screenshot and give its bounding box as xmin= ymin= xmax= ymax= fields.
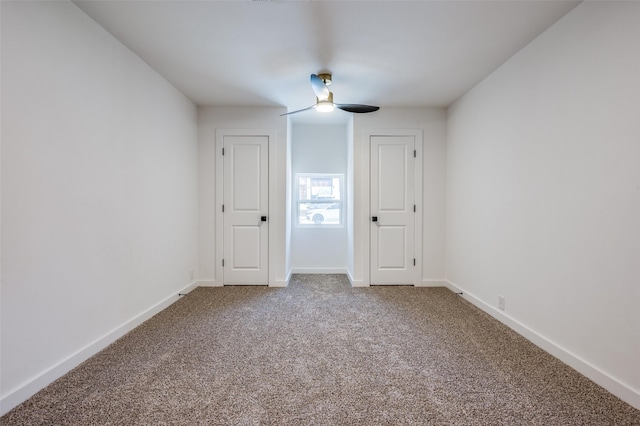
xmin=318 ymin=73 xmax=332 ymax=85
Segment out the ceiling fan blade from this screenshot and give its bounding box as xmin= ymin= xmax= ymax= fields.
xmin=310 ymin=74 xmax=330 ymax=100
xmin=335 ymin=104 xmax=380 ymax=113
xmin=280 ymin=105 xmax=316 ymax=116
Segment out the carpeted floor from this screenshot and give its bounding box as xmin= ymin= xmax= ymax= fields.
xmin=2 ymin=274 xmax=639 ymax=425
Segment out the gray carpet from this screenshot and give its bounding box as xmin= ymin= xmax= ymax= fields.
xmin=3 ymin=274 xmax=639 ymax=425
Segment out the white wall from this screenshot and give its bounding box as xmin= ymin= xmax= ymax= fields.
xmin=446 ymin=1 xmax=640 ymax=408
xmin=0 ymin=1 xmax=198 ymax=414
xmin=351 ymin=108 xmax=447 ymax=285
xmin=197 ymin=106 xmax=288 ymax=286
xmin=290 ymin=123 xmax=348 ymax=272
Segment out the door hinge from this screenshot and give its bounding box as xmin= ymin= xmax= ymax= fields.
xmin=414 ymin=149 xmax=417 ymax=158
xmin=413 ymin=258 xmax=416 ymax=266
xmin=413 ymin=204 xmax=416 ymax=213
xmin=222 ymin=204 xmax=225 ymax=213
xmin=222 ymin=147 xmax=225 ymax=155
xmin=222 ymin=259 xmax=225 ymax=267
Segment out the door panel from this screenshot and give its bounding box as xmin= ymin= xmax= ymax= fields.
xmin=232 ymin=226 xmax=261 ymax=269
xmin=232 ymin=144 xmax=262 ymax=210
xmin=223 ymin=135 xmax=268 ymax=284
xmin=378 ymin=226 xmax=406 ymax=269
xmin=370 ymin=136 xmax=415 ymax=284
xmin=378 ymin=144 xmax=407 ymax=211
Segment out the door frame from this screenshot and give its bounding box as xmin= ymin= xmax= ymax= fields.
xmin=215 ymin=129 xmax=276 ymax=286
xmin=361 ymin=129 xmax=423 ymax=286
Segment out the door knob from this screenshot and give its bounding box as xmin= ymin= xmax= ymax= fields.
xmin=372 ymin=216 xmax=378 ymax=222
xmin=261 ymin=216 xmax=267 ymax=222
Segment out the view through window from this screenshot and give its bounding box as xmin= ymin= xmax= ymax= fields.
xmin=296 ymin=174 xmax=343 ymax=226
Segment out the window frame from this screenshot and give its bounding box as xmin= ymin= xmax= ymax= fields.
xmin=295 ymin=173 xmax=344 ymax=228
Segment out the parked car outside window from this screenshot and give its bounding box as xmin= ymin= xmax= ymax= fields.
xmin=305 ymin=203 xmax=341 ymax=224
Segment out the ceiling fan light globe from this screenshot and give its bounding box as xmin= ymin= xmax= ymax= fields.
xmin=316 ymin=101 xmax=335 ymax=113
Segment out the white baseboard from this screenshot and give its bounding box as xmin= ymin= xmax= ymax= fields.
xmin=345 ymin=270 xmax=366 ymax=287
xmin=198 ymin=278 xmax=288 ymax=288
xmin=445 ymin=280 xmax=640 ymax=410
xmin=0 ymin=280 xmax=199 ymax=416
xmin=346 ymin=276 xmax=448 ymax=288
xmin=290 ymin=268 xmax=348 ymax=274
xmin=269 ymin=281 xmax=288 ymax=288
xmin=196 ymin=279 xmax=220 ymax=287
xmin=416 ymin=279 xmax=448 ymax=287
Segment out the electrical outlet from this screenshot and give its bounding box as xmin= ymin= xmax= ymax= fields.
xmin=498 ymin=295 xmax=505 ymax=311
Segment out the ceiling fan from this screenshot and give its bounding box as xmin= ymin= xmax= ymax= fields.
xmin=281 ymin=73 xmax=380 ymax=116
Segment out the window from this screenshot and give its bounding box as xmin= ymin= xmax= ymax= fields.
xmin=296 ymin=174 xmax=343 ymax=226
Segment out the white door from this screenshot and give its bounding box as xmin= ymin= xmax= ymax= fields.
xmin=370 ymin=136 xmax=415 ymax=284
xmin=223 ymin=135 xmax=269 ymax=285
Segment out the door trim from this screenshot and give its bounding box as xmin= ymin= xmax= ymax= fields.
xmin=216 ymin=129 xmax=275 ymax=286
xmin=362 ymin=129 xmax=423 ymax=286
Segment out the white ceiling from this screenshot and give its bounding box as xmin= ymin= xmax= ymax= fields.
xmin=74 ymin=0 xmax=580 ymax=117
